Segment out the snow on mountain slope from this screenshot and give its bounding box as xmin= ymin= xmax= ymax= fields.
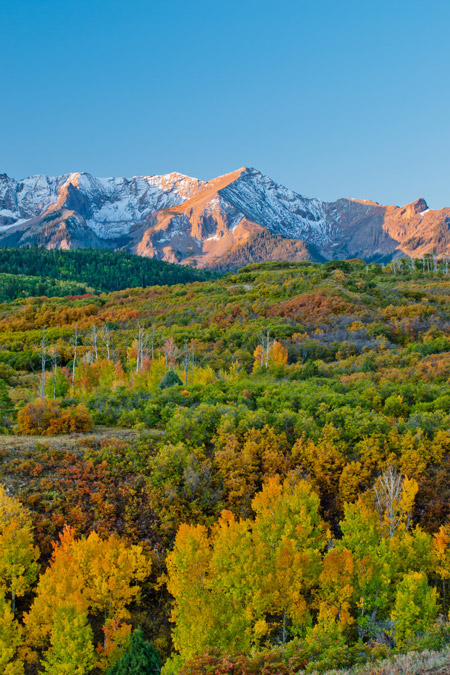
xmin=218 ymin=168 xmax=333 ymax=244
xmin=0 ymin=171 xmax=203 ymax=237
xmin=0 ymin=173 xmax=70 ymax=229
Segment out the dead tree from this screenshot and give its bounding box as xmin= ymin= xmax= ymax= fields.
xmin=373 ymin=466 xmax=406 ymax=538
xmin=182 ymin=341 xmax=191 ymax=386
xmin=150 ymin=326 xmax=156 ymax=361
xmin=164 ymin=337 xmax=178 ymax=370
xmin=256 ymin=329 xmax=272 ymax=369
xmin=50 ymin=346 xmax=58 ymax=399
xmin=136 ymin=323 xmax=148 ymax=373
xmin=433 ymin=254 xmax=438 ymax=274
xmin=101 ymin=326 xmax=112 ymax=361
xmin=72 ymin=323 xmax=79 ymax=386
xmin=91 ymin=325 xmax=98 ymax=361
xmin=40 ymin=327 xmax=47 ymax=398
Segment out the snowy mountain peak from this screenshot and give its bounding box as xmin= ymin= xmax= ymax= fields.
xmin=0 ymin=170 xmax=203 ymax=238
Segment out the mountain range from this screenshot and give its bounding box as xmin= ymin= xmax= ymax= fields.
xmin=1 ymin=167 xmax=449 ymax=270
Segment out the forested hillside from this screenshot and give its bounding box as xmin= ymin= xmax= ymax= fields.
xmin=0 ymin=246 xmax=216 ymax=298
xmin=2 ymin=258 xmax=450 ymax=673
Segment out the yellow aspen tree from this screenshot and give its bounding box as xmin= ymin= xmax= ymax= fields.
xmin=338 ymin=496 xmax=391 ymax=637
xmin=41 ymin=605 xmax=95 ymax=675
xmin=250 ymin=477 xmax=329 ymax=642
xmin=0 ymin=485 xmax=39 ymax=611
xmin=215 ymin=426 xmax=289 ymax=515
xmin=270 ymin=340 xmax=288 ymax=366
xmin=391 ymin=571 xmax=438 ymax=648
xmin=25 ymin=527 xmax=91 ymax=650
xmin=292 ymin=425 xmax=345 ymax=494
xmin=166 ymin=478 xmax=329 ymax=658
xmin=80 ymin=531 xmax=148 ymax=623
xmin=209 ymin=511 xmax=255 ymax=649
xmin=338 ymin=461 xmax=371 ymax=507
xmin=166 ymin=523 xmax=213 ymax=660
xmin=252 ymin=344 xmax=264 ymax=371
xmin=318 ymin=548 xmax=355 ymax=629
xmin=339 ymin=469 xmax=429 ymax=641
xmin=432 ymin=525 xmax=450 ymax=613
xmin=304 ymin=603 xmax=350 ymax=671
xmin=0 ymin=589 xmax=24 ymax=675
xmin=25 ymin=526 xmax=148 ymax=657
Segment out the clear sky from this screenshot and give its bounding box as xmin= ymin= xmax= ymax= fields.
xmin=2 ymin=0 xmax=450 ymax=207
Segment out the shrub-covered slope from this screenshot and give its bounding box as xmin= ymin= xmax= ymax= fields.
xmin=2 ymin=259 xmax=450 ymax=673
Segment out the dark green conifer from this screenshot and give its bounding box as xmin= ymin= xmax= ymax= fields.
xmin=159 ymin=370 xmax=182 ymax=389
xmin=107 ymin=627 xmax=161 ymax=675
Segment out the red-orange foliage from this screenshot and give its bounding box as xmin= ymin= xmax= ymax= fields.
xmin=416 ymin=352 xmax=450 ymax=382
xmin=6 ymin=442 xmax=157 ymax=558
xmin=267 ymin=293 xmax=355 ymax=322
xmin=178 ymin=645 xmax=307 ymax=675
xmin=16 ymin=398 xmax=93 ymax=435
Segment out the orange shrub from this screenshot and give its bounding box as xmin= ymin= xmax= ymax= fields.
xmin=416 ymin=352 xmax=450 ymax=382
xmin=267 ymin=292 xmax=355 ymax=322
xmin=16 ymin=399 xmax=93 ymax=436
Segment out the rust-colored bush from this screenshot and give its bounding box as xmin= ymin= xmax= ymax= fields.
xmin=16 ymin=398 xmax=93 ymax=436
xmin=267 ymin=292 xmax=355 ymax=322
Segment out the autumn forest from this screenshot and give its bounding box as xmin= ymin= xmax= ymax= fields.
xmin=2 ymin=251 xmax=450 ymax=674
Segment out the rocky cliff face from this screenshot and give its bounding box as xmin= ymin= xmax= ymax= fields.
xmin=1 ymin=168 xmax=449 ymax=269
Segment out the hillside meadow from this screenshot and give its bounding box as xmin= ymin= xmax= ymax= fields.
xmin=2 ymin=255 xmax=450 ymax=673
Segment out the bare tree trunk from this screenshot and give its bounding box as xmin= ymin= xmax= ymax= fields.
xmin=281 ymin=608 xmax=287 ymax=644
xmin=101 ymin=326 xmax=111 ymax=360
xmin=150 ymin=326 xmax=155 ymax=361
xmin=40 ymin=327 xmax=47 ymax=398
xmin=72 ymin=323 xmax=78 ymax=386
xmin=183 ymin=342 xmax=190 ymax=386
xmin=91 ymin=325 xmax=98 ymax=361
xmin=51 ymin=347 xmax=58 ymax=399
xmin=373 ymin=466 xmax=405 ymax=538
xmin=258 ymin=328 xmax=272 ymax=368
xmin=136 ymin=323 xmax=147 ymax=373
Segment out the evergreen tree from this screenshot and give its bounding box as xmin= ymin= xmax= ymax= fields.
xmin=159 ymin=370 xmax=182 ymax=390
xmin=107 ymin=626 xmax=161 ymax=674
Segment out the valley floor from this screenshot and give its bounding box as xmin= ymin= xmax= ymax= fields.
xmin=0 ymin=426 xmax=139 ymax=451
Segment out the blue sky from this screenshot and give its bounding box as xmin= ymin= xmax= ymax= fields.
xmin=2 ymin=0 xmax=450 ymax=207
